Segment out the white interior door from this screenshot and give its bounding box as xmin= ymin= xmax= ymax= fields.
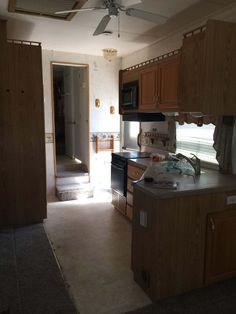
xmin=73 ymin=68 xmax=89 ymax=167
xmin=64 ymin=68 xmax=75 ymax=158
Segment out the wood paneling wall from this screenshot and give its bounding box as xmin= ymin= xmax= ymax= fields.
xmin=0 ymin=20 xmax=46 ymax=227
xmin=0 ymin=19 xmax=6 ymax=44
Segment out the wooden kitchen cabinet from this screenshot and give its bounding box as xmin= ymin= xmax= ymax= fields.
xmin=139 ymin=65 xmax=157 ymax=111
xmin=158 ymin=55 xmax=180 ymax=110
xmin=132 ymin=186 xmax=236 ymax=301
xmin=181 ymin=19 xmax=236 ymax=114
xmin=121 ymin=68 xmax=140 ymax=84
xmin=126 ymin=163 xmax=145 ymax=220
xmin=205 ymin=209 xmax=236 ymax=285
xmin=139 ymin=54 xmax=180 ymax=112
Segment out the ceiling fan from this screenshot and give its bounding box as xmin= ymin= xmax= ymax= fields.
xmin=55 ymin=0 xmax=167 ymax=36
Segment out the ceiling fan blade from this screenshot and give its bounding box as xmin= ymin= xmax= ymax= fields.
xmin=117 ymin=0 xmax=142 ymax=7
xmin=93 ymin=15 xmax=111 ymax=36
xmin=126 ymin=8 xmax=167 ymax=24
xmin=55 ymin=7 xmax=105 ymax=15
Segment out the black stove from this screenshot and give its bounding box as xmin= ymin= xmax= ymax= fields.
xmin=112 ymin=151 xmax=151 ymax=160
xmin=111 ymin=151 xmax=150 ymax=197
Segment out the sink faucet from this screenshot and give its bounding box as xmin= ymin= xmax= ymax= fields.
xmin=176 ymin=153 xmax=201 ymax=176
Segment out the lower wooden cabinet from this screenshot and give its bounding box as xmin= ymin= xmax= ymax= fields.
xmin=127 ymin=163 xmax=145 ymax=221
xmin=126 ymin=204 xmax=133 ymax=221
xmin=205 ymin=209 xmax=236 ymax=284
xmin=132 ymin=188 xmax=236 ymax=301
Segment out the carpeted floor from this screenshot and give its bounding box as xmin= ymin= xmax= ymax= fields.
xmin=0 ymin=224 xmax=77 ymax=314
xmin=125 ymin=277 xmax=236 ymax=314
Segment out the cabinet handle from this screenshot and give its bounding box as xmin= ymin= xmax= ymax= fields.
xmin=156 ymin=95 xmax=160 ymax=104
xmin=210 ymin=217 xmax=215 ymax=231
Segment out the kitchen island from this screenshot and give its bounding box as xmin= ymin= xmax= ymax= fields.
xmin=132 ymin=169 xmax=236 ymax=301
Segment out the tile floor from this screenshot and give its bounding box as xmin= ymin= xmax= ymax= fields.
xmin=45 ymin=191 xmax=151 ymax=314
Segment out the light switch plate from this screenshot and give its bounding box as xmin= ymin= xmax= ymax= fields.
xmin=140 ymin=210 xmax=148 ymax=227
xmin=227 ymin=195 xmax=236 ymax=205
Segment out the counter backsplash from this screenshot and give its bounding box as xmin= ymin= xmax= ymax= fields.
xmin=140 ymin=119 xmax=176 ymax=153
xmin=90 ymin=132 xmax=120 ymax=142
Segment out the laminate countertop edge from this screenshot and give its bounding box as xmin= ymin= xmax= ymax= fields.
xmin=134 ymin=169 xmax=236 ymax=199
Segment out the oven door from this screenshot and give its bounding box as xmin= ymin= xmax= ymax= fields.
xmin=111 ymin=163 xmax=126 ymax=196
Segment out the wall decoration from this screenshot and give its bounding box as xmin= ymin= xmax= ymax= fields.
xmin=110 ymin=106 xmax=115 ymax=114
xmin=95 ymin=98 xmax=100 ymax=108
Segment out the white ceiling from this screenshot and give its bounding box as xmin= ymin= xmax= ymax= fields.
xmin=0 ymin=0 xmax=236 ymax=58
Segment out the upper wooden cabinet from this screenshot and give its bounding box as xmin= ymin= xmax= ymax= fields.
xmin=139 ymin=54 xmax=180 ymax=112
xmin=139 ymin=65 xmax=157 ymax=111
xmin=181 ymin=19 xmax=236 ymax=114
xmin=121 ymin=68 xmax=139 ymax=84
xmin=158 ymin=55 xmax=180 ymax=110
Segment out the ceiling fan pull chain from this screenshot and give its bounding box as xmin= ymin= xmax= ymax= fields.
xmin=118 ymin=12 xmax=120 ymax=38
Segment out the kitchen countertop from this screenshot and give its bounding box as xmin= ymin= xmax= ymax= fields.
xmin=134 ymin=168 xmax=236 ymax=199
xmin=128 ymin=158 xmax=151 ymax=169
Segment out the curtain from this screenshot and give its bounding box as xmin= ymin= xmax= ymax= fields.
xmin=174 ymin=113 xmax=217 ymax=126
xmin=213 ymin=116 xmax=236 ymax=174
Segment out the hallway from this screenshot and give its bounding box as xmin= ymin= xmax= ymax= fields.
xmin=45 ymin=192 xmax=151 ymax=314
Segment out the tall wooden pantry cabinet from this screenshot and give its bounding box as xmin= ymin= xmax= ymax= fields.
xmin=0 ymin=20 xmax=46 ymax=227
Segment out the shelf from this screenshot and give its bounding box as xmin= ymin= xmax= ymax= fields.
xmin=95 ymin=136 xmax=114 ymax=153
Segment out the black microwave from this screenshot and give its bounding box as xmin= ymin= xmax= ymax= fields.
xmin=121 ymin=80 xmax=139 ymax=110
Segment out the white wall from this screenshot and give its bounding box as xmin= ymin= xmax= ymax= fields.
xmin=42 ymin=50 xmax=121 ymax=196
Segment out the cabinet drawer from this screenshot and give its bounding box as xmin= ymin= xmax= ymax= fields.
xmin=127 ymin=178 xmax=134 ymax=193
xmin=127 ymin=191 xmax=133 ymax=206
xmin=128 ymin=165 xmax=145 ymax=180
xmin=126 ymin=204 xmax=133 ymax=220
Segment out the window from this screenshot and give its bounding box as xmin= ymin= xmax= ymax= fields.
xmin=176 ymin=123 xmax=217 ymax=164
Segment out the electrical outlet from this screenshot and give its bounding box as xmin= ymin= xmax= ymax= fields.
xmin=227 ymin=195 xmax=236 ymax=205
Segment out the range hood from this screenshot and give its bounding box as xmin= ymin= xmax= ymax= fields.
xmin=122 ymin=112 xmax=165 ymax=122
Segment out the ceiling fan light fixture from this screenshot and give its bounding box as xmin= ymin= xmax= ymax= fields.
xmin=102 ymin=48 xmax=118 ymax=62
xmin=102 ymin=30 xmax=113 ymax=36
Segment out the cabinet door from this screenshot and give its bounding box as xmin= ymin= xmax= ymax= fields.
xmin=180 ymin=32 xmax=206 ymax=113
xmin=121 ymin=69 xmax=139 ymax=84
xmin=139 ymin=65 xmax=157 ymax=111
xmin=205 ymin=209 xmax=236 ymax=284
xmin=158 ymin=54 xmax=180 ymax=110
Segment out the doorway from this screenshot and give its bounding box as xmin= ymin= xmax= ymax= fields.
xmin=52 ymin=63 xmax=89 ymax=179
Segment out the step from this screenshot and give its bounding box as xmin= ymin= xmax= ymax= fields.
xmin=56 ymin=183 xmax=94 ymax=201
xmin=56 ymin=171 xmax=89 ymax=185
xmin=56 ymin=162 xmax=88 ymax=173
